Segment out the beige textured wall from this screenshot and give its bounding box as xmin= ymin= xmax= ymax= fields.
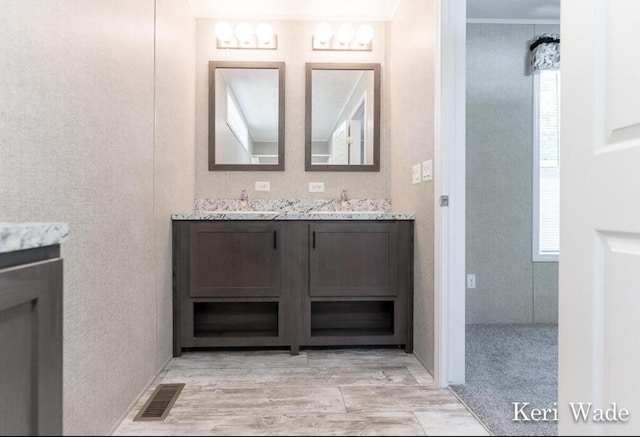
xmin=195 ymin=19 xmax=390 ymax=200
xmin=0 ymin=0 xmax=195 ymax=434
xmin=389 ymin=0 xmax=437 ymax=372
xmin=154 ymin=0 xmax=196 ymax=372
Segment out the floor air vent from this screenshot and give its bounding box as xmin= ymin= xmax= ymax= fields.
xmin=133 ymin=383 xmax=184 ymax=421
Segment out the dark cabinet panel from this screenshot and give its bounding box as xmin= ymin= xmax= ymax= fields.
xmin=310 ymin=222 xmax=398 ymax=296
xmin=189 ymin=222 xmax=281 ymax=297
xmin=302 ymin=221 xmax=413 ymax=352
xmin=173 ymin=220 xmax=413 ymax=356
xmin=174 ymin=221 xmax=288 ymax=354
xmin=0 ymin=250 xmax=63 ymax=436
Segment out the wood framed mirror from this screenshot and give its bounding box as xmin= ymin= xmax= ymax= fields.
xmin=209 ymin=61 xmax=285 ymax=171
xmin=305 ymin=63 xmax=380 ymax=171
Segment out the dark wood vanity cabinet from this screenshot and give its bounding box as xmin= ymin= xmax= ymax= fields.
xmin=174 ymin=222 xmax=288 ymax=355
xmin=303 ymin=222 xmax=412 ymax=351
xmin=0 ymin=246 xmax=63 ymax=436
xmin=173 ymin=220 xmax=413 ymax=356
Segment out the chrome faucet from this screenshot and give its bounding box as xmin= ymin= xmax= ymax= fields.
xmin=239 ymin=189 xmax=249 ymax=211
xmin=339 ymin=189 xmax=349 ymax=211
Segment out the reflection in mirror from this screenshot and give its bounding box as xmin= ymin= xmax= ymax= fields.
xmin=209 ymin=61 xmax=285 ymax=171
xmin=306 ymin=63 xmax=380 ymax=171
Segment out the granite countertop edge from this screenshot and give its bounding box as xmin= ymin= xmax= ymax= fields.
xmin=0 ymin=223 xmax=69 ymax=254
xmin=172 ymin=212 xmax=416 ymax=220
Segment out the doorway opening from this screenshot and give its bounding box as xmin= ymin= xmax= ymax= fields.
xmin=439 ymin=1 xmax=561 ymax=435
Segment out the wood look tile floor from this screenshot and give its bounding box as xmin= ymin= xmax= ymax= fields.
xmin=113 ymin=349 xmax=489 ymax=436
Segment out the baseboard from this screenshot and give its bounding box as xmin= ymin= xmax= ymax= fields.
xmin=107 ymin=354 xmax=173 ymax=435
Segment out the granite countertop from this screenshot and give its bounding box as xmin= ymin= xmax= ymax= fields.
xmin=0 ymin=223 xmax=69 ymax=254
xmin=172 ymin=211 xmax=415 ymax=220
xmin=174 ymin=199 xmax=415 ymax=221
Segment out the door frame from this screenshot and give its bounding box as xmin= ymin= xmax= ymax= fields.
xmin=434 ymin=0 xmax=466 ymax=387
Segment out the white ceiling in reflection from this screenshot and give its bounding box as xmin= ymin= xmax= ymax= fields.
xmin=221 ymin=69 xmax=279 ymax=142
xmin=312 ymin=70 xmax=363 ymax=142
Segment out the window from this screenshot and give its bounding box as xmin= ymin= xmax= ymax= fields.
xmin=226 ymin=89 xmax=249 ymax=152
xmin=533 ymin=70 xmax=561 ymax=261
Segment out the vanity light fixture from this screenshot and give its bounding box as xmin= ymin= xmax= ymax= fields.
xmin=214 ymin=21 xmax=277 ymax=50
xmin=312 ymin=23 xmax=374 ymax=51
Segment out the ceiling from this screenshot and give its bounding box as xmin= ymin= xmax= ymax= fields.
xmin=467 ymin=0 xmax=560 ymax=20
xmin=312 ymin=71 xmax=363 ymax=141
xmin=188 ymin=0 xmax=401 ymax=21
xmin=190 ymin=0 xmax=559 ymax=23
xmin=221 ymin=69 xmax=279 ymax=142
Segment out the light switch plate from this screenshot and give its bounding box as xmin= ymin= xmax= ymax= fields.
xmin=412 ymin=164 xmax=422 ymax=184
xmin=254 ymin=181 xmax=270 ymax=191
xmin=422 ymin=159 xmax=433 ymax=182
xmin=308 ymin=182 xmax=325 ymax=193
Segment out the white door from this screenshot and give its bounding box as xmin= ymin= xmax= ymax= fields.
xmin=560 ymin=0 xmax=640 ymax=434
xmin=331 ymin=121 xmax=348 ymax=164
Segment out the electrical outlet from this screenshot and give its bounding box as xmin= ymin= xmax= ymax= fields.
xmin=308 ymin=182 xmax=325 ymax=193
xmin=466 ymin=274 xmax=476 ymax=289
xmin=422 ymin=159 xmax=433 ymax=182
xmin=254 ymin=181 xmax=270 ymax=191
xmin=412 ymin=164 xmax=422 ymax=184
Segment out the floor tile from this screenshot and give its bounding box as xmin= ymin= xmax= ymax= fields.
xmin=169 ymin=351 xmax=309 ymax=369
xmin=341 ymin=386 xmax=461 ymax=412
xmin=161 ymin=387 xmax=346 ymax=417
xmin=115 ymin=412 xmax=427 ymax=436
xmin=159 ymin=365 xmax=418 ymax=389
xmin=414 ymin=404 xmax=490 ymax=436
xmin=113 ymin=349 xmax=486 ymax=436
xmin=307 ymin=348 xmax=424 ymax=368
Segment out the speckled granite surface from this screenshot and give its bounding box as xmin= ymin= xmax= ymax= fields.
xmin=172 ymin=211 xmax=415 ymax=220
xmin=175 ymin=198 xmax=413 ymax=220
xmin=194 ymin=198 xmax=392 ymax=214
xmin=0 ymin=223 xmax=69 ymax=254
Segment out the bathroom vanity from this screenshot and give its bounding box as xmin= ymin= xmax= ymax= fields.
xmin=172 ymin=211 xmax=414 ymax=355
xmin=0 ymin=223 xmax=67 ymax=436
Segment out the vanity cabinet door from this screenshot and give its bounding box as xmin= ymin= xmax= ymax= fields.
xmin=309 ymin=222 xmax=398 ymax=297
xmin=0 ymin=256 xmax=63 ymax=436
xmin=189 ymin=222 xmax=281 ymax=297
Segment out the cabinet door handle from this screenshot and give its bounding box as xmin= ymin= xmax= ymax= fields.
xmin=273 ymin=231 xmax=277 ymax=250
xmin=312 ymin=231 xmax=316 ymax=249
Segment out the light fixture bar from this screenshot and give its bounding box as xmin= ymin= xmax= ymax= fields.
xmin=217 ymin=35 xmax=278 ymax=50
xmin=312 ymin=23 xmax=374 ymax=52
xmin=312 ymin=36 xmax=372 ymax=51
xmin=215 ymin=21 xmax=278 ymax=50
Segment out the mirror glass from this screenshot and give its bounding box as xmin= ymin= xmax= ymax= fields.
xmin=209 ymin=62 xmax=284 ymax=170
xmin=306 ymin=63 xmax=380 ymax=171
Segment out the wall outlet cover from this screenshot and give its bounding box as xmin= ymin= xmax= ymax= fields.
xmin=466 ymin=274 xmax=476 ymax=289
xmin=422 ymin=159 xmax=433 ymax=182
xmin=308 ymin=182 xmax=325 ymax=193
xmin=255 ymin=181 xmax=270 ymax=191
xmin=412 ymin=164 xmax=422 ymax=184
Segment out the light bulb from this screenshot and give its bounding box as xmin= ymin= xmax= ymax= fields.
xmin=337 ymin=24 xmax=355 ymax=45
xmin=255 ymin=23 xmax=274 ymax=44
xmin=315 ymin=22 xmax=333 ymax=44
xmin=235 ymin=22 xmax=253 ymax=44
xmin=356 ymin=24 xmax=374 ymax=45
xmin=214 ymin=21 xmax=233 ymax=43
